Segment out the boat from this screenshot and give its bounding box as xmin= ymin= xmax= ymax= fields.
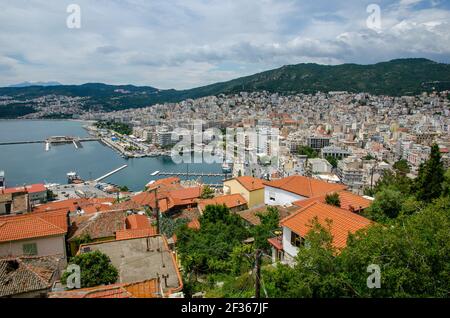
xmin=67 ymin=171 xmax=84 ymax=184
xmin=222 ymin=162 xmax=232 ymax=173
xmin=151 ymin=171 xmax=160 ymax=176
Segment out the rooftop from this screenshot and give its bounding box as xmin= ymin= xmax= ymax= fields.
xmin=49 ymin=279 xmax=160 ymax=298
xmin=0 ymin=210 xmax=68 ymax=243
xmin=78 ymin=236 xmax=182 ymax=294
xmin=293 ymin=191 xmax=373 ymax=212
xmin=280 ymin=201 xmax=373 ymax=249
xmin=0 ymin=255 xmax=62 ymax=297
xmin=264 ymin=175 xmax=347 ymax=198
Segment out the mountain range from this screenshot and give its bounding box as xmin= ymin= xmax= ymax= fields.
xmin=1 ymin=58 xmax=450 ymax=118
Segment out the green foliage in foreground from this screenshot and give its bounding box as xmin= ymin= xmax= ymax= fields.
xmin=263 ymin=198 xmax=450 ymax=297
xmin=175 ymin=204 xmax=250 ymax=276
xmin=61 ymin=250 xmax=118 ymax=288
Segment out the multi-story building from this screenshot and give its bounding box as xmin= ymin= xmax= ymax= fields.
xmin=321 ymin=145 xmax=351 ymax=159
xmin=307 ymin=136 xmax=331 ymax=151
xmin=337 ymin=156 xmax=365 ymax=191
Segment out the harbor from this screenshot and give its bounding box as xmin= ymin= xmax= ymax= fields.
xmin=0 ymin=120 xmax=224 ymax=192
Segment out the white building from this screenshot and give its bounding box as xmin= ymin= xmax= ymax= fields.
xmin=264 ymin=175 xmax=347 ymax=206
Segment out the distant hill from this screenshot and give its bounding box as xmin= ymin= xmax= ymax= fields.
xmin=1 ymin=58 xmax=450 ymax=118
xmin=8 ymin=81 xmax=62 ymax=88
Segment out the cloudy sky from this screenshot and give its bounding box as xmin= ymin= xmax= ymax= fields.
xmin=0 ymin=0 xmax=449 ymax=89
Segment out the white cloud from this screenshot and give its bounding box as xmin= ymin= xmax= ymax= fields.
xmin=0 ymin=0 xmax=449 ymax=88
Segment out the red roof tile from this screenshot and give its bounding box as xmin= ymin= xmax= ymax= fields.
xmin=198 ymin=194 xmax=247 ymax=212
xmin=0 ymin=210 xmax=68 ymax=243
xmin=234 ymin=176 xmax=265 ymax=191
xmin=280 ymin=202 xmax=372 ymax=249
xmin=293 ymin=191 xmax=372 ymax=212
xmin=264 ymin=175 xmax=347 ymax=198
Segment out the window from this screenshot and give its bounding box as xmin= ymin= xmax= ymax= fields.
xmin=269 ymin=192 xmax=276 ymax=201
xmin=290 ymin=231 xmax=304 ymax=248
xmin=22 ymin=243 xmax=38 ymax=256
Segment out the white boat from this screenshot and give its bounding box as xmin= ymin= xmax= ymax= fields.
xmin=151 ymin=170 xmax=160 ymax=176
xmin=222 ymin=162 xmax=232 ymax=173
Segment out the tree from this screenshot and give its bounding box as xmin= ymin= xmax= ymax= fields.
xmin=363 ymin=154 xmax=375 ymax=161
xmin=442 ymin=169 xmax=450 ymax=197
xmin=325 ymin=192 xmax=341 ymax=207
xmin=364 ymin=187 xmax=405 ymax=221
xmin=368 ymin=169 xmax=412 ymax=196
xmin=297 ymin=145 xmax=318 ymax=158
xmin=200 ymin=185 xmax=215 ymax=199
xmin=175 ymin=204 xmax=249 ymax=276
xmin=263 ymin=197 xmax=450 ymax=298
xmin=252 ymin=207 xmax=280 ymax=250
xmin=160 ymin=214 xmax=189 ymax=238
xmin=118 ymin=185 xmax=129 ymax=192
xmin=325 ymin=156 xmax=338 ymax=169
xmin=393 ymin=159 xmax=410 ymax=174
xmin=414 ymin=144 xmax=445 ymax=202
xmin=61 ymin=251 xmax=118 ymax=288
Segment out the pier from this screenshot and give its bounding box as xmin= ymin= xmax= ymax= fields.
xmin=95 ymin=165 xmax=128 ymax=182
xmin=153 ymin=171 xmax=230 ymax=177
xmin=0 ymin=137 xmax=99 ymax=146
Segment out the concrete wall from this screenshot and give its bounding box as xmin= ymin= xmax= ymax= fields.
xmin=282 ymin=227 xmax=299 ymax=259
xmin=0 ymin=235 xmax=66 ymax=259
xmin=264 ymin=186 xmax=305 ymax=206
xmin=224 ymin=179 xmax=265 ymax=208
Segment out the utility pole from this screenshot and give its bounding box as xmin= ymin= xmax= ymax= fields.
xmin=155 ymin=187 xmax=160 ymax=235
xmin=149 ymin=187 xmax=160 ymax=234
xmin=255 ymin=249 xmax=261 ymax=299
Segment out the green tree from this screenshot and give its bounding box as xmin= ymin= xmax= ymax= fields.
xmin=263 ymin=197 xmax=450 ymax=298
xmin=160 ymin=214 xmax=189 ymax=238
xmin=393 ymin=159 xmax=410 ymax=174
xmin=325 ymin=156 xmax=338 ymax=168
xmin=200 ymin=185 xmax=215 ymax=199
xmin=442 ymin=169 xmax=450 ymax=197
xmin=297 ymin=145 xmax=318 ymax=158
xmin=175 ymin=204 xmax=249 ymax=276
xmin=325 ymin=192 xmax=341 ymax=207
xmin=61 ymin=251 xmax=118 ymax=288
xmin=414 ymin=144 xmax=445 ymax=202
xmin=252 ymin=207 xmax=280 ymax=250
xmin=364 ymin=187 xmax=405 ymax=221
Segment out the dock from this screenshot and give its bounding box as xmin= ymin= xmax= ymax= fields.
xmin=152 ymin=171 xmax=230 ymax=177
xmin=0 ymin=137 xmax=99 ymax=146
xmin=95 ymin=165 xmax=128 ymax=182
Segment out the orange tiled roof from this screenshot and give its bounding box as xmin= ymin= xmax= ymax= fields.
xmin=0 ymin=210 xmax=68 ymax=243
xmin=49 ymin=279 xmax=160 ymax=298
xmin=32 ymin=198 xmax=115 ymax=214
xmin=280 ymin=201 xmax=372 ymax=249
xmin=234 ymin=176 xmax=265 ymax=191
xmin=198 ymin=194 xmax=247 ymax=211
xmin=131 ymin=187 xmax=201 ymax=212
xmin=1 ymin=184 xmax=47 ymax=195
xmin=125 ymin=214 xmax=150 ymax=230
xmin=147 ymin=177 xmax=181 ymax=189
xmin=293 ymin=191 xmax=372 ymax=212
xmin=187 ymin=218 xmax=200 ymax=230
xmin=264 ymin=175 xmax=347 ymax=198
xmin=115 ymin=228 xmax=157 ymax=241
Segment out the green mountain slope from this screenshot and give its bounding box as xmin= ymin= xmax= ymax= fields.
xmin=1 ymin=58 xmax=449 ymax=118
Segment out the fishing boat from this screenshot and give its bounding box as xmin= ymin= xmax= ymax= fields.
xmin=67 ymin=171 xmax=84 ymax=184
